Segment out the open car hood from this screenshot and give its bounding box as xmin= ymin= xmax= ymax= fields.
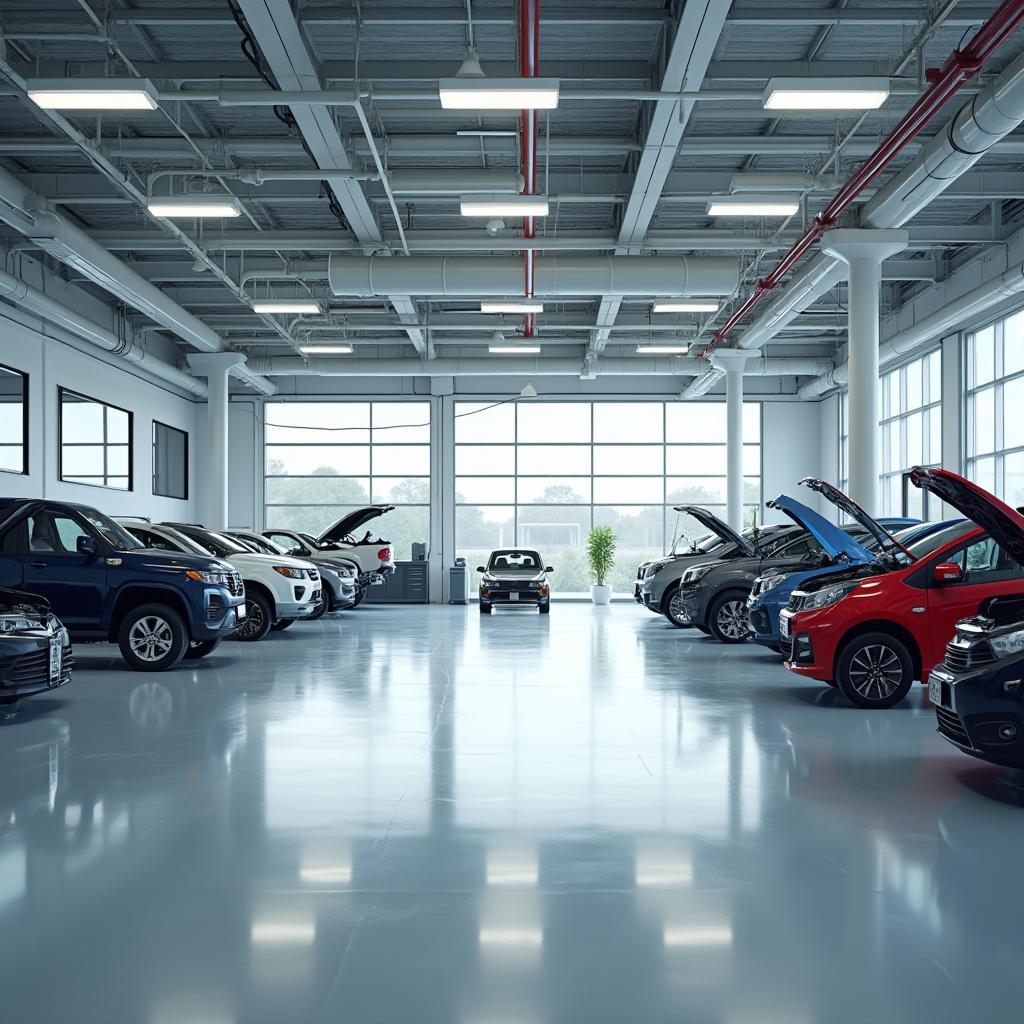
xmin=317 ymin=505 xmax=395 ymax=545
xmin=798 ymin=477 xmax=911 ymax=559
xmin=910 ymin=467 xmax=1024 ymax=566
xmin=0 ymin=585 xmax=49 ymax=614
xmin=767 ymin=495 xmax=875 ymax=563
xmin=673 ymin=505 xmax=755 ymax=557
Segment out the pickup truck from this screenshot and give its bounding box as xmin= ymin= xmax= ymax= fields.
xmin=0 ymin=499 xmax=245 ymax=671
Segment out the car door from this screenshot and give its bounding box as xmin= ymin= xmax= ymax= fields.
xmin=925 ymin=533 xmax=1024 ymax=671
xmin=18 ymin=508 xmax=108 ymax=628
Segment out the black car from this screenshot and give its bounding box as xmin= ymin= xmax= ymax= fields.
xmin=0 ymin=586 xmax=72 ymax=703
xmin=912 ymin=467 xmax=1024 ymax=768
xmin=478 ymin=550 xmax=553 ymax=614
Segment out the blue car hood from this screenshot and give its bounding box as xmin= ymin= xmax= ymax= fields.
xmin=767 ymin=494 xmax=875 ymax=563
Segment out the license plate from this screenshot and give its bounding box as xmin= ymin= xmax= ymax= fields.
xmin=236 ymin=604 xmax=246 ymax=621
xmin=928 ymin=676 xmax=943 ymax=706
xmin=49 ymin=639 xmax=61 ymax=682
xmin=509 ymin=591 xmax=519 ymax=602
xmin=780 ymin=615 xmax=790 ymax=638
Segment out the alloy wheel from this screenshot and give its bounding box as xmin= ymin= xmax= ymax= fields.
xmin=128 ymin=616 xmax=174 ymax=663
xmin=716 ymin=600 xmax=750 ymax=640
xmin=668 ymin=590 xmax=688 ymax=623
xmin=848 ymin=644 xmax=904 ymax=702
xmin=235 ymin=600 xmax=264 ymax=639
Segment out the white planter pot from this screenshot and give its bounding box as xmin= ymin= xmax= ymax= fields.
xmin=591 ymin=584 xmax=612 ymax=605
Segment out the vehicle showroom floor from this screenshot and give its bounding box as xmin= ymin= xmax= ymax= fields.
xmin=1 ymin=603 xmax=1021 ymax=1024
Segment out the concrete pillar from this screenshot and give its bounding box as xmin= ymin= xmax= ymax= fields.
xmin=187 ymin=353 xmax=246 ymax=530
xmin=822 ymin=229 xmax=908 ymax=515
xmin=710 ymin=349 xmax=755 ymax=532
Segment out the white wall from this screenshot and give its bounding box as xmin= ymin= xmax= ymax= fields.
xmin=0 ymin=316 xmax=198 ymax=520
xmin=761 ymin=401 xmax=828 ymax=523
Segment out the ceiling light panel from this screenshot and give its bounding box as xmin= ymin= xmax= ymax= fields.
xmin=763 ymin=77 xmax=890 ymax=111
xmin=652 ymin=303 xmax=718 ymax=313
xmin=298 ymin=345 xmax=352 ymax=355
xmin=481 ymin=302 xmax=544 ymax=314
xmin=636 ymin=345 xmax=690 ymax=355
xmin=707 ymin=194 xmax=800 ymax=218
xmin=27 ymin=78 xmax=160 ymax=110
xmin=252 ymin=301 xmax=322 ymax=315
xmin=489 ymin=346 xmax=541 ymax=354
xmin=461 ymin=195 xmax=550 ymax=217
xmin=439 ymin=78 xmax=560 ymax=110
xmin=147 ymin=197 xmax=242 ymax=219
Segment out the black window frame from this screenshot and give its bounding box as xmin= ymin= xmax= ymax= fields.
xmin=0 ymin=362 xmax=29 ymax=476
xmin=58 ymin=386 xmax=134 ymax=492
xmin=152 ymin=420 xmax=189 ymax=500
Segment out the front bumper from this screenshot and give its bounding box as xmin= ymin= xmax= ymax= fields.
xmin=193 ymin=587 xmax=247 ymax=640
xmin=747 ymin=598 xmax=782 ymax=648
xmin=276 ymin=596 xmax=319 ymax=620
xmin=779 ymin=609 xmax=831 ymax=681
xmin=0 ymin=632 xmax=73 ymax=701
xmin=675 ymin=583 xmax=709 ymax=627
xmin=480 ymin=587 xmax=549 ymax=606
xmin=930 ymin=661 xmax=1024 ymax=768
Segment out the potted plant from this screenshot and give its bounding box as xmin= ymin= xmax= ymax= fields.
xmin=587 ymin=526 xmax=615 ymax=605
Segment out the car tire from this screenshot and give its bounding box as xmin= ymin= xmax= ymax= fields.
xmin=663 ymin=585 xmax=690 ymax=629
xmin=118 ymin=604 xmax=189 ymax=672
xmin=539 ymin=602 xmax=550 ymax=614
xmin=233 ymin=591 xmax=273 ymax=642
xmin=184 ymin=638 xmax=221 ymax=660
xmin=707 ymin=591 xmax=752 ymax=644
xmin=271 ymin=619 xmax=295 ymax=632
xmin=835 ymin=632 xmax=914 ymax=709
xmin=480 ymin=602 xmax=492 ymax=614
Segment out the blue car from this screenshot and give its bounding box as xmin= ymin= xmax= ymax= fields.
xmin=746 ymin=483 xmax=924 ymax=651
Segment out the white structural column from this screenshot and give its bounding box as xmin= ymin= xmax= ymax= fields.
xmin=187 ymin=353 xmax=246 ymax=530
xmin=710 ymin=349 xmax=755 ymax=531
xmin=822 ymin=229 xmax=909 ymax=515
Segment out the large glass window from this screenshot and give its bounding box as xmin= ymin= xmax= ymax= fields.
xmin=0 ymin=364 xmax=27 ymax=475
xmin=59 ymin=388 xmax=132 ymax=490
xmin=879 ymin=349 xmax=941 ymax=517
xmin=838 ymin=390 xmax=849 ymax=496
xmin=455 ymin=400 xmax=761 ymax=595
xmin=264 ymin=402 xmax=430 ymax=559
xmin=966 ymin=309 xmax=1024 ymax=507
xmin=152 ymin=421 xmax=188 ymax=500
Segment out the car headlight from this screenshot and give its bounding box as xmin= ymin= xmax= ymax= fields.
xmin=681 ymin=564 xmax=714 ymax=585
xmin=647 ymin=562 xmax=667 ymax=577
xmin=185 ymin=569 xmax=230 ymax=585
xmin=758 ymin=574 xmax=787 ymax=594
xmin=800 ymin=581 xmax=858 ymax=611
xmin=990 ymin=629 xmax=1024 ymax=658
xmin=336 ymin=567 xmax=356 ymax=578
xmin=0 ymin=614 xmax=47 ymax=633
xmin=273 ymin=566 xmax=306 ymax=579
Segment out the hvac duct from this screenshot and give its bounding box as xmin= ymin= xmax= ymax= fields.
xmin=328 ymin=255 xmax=740 ymax=298
xmin=388 ymin=169 xmax=524 ymax=195
xmin=799 ymin=260 xmax=1024 ymax=400
xmin=0 ymin=270 xmax=207 ymax=397
xmin=251 ymin=355 xmax=831 ymax=377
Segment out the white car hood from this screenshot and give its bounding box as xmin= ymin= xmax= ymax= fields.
xmin=228 ymin=552 xmax=315 ymax=572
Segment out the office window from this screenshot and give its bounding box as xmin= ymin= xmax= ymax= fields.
xmin=966 ymin=309 xmax=1024 ymax=506
xmin=153 ymin=421 xmax=189 ymax=500
xmin=455 ymin=400 xmax=761 ymax=595
xmin=265 ymin=401 xmax=430 ymax=559
xmin=59 ymin=388 xmax=132 ymax=490
xmin=0 ymin=364 xmax=28 ymax=475
xmin=879 ymin=349 xmax=941 ymax=517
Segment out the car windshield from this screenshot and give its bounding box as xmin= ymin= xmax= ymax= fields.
xmin=237 ymin=533 xmax=286 ymax=555
xmin=80 ymin=508 xmax=145 ymax=550
xmin=174 ymin=526 xmax=248 ymax=558
xmin=489 ymin=550 xmax=542 ymax=571
xmin=905 ymin=521 xmax=975 ymax=559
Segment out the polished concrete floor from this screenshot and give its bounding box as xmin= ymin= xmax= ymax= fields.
xmin=1 ymin=603 xmax=1023 ymax=1023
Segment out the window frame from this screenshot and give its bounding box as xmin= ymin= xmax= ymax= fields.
xmin=57 ymin=386 xmax=134 ymax=492
xmin=0 ymin=362 xmax=29 ymax=477
xmin=152 ymin=420 xmax=189 ymax=500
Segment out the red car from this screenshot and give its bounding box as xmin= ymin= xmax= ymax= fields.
xmin=779 ymin=469 xmax=1024 ymax=709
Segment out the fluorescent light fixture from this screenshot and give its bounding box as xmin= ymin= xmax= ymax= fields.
xmin=298 ymin=345 xmax=352 ymax=355
xmin=480 ymin=301 xmax=544 ymax=314
xmin=456 ymin=129 xmax=519 ymax=137
xmin=460 ymin=194 xmax=549 ymax=217
xmin=707 ymin=194 xmax=799 ymax=218
xmin=439 ymin=77 xmax=560 ymax=110
xmin=636 ymin=345 xmax=690 ymax=355
xmin=27 ymin=77 xmax=159 ymax=110
xmin=652 ymin=302 xmax=718 ymax=313
xmin=763 ymin=77 xmax=890 ymax=111
xmin=148 ymin=197 xmax=241 ymax=219
xmin=252 ymin=300 xmax=321 ymax=315
xmin=489 ymin=346 xmax=541 ymax=354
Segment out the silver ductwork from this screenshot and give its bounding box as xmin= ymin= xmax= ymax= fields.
xmin=799 ymin=260 xmax=1024 ymax=400
xmin=0 ymin=270 xmax=208 ymax=397
xmin=328 ymin=255 xmax=740 ymax=298
xmin=388 ymin=170 xmax=524 ymax=195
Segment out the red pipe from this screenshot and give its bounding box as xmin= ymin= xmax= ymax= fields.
xmin=518 ymin=0 xmax=540 ymax=337
xmin=705 ymin=0 xmax=1024 ymax=354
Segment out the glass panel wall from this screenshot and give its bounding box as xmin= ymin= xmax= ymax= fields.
xmin=264 ymin=402 xmax=430 ymax=559
xmin=0 ymin=364 xmax=27 ymax=475
xmin=59 ymin=388 xmax=132 ymax=490
xmin=455 ymin=401 xmax=761 ymax=594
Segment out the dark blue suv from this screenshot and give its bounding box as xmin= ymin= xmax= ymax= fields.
xmin=0 ymin=499 xmax=246 ymax=671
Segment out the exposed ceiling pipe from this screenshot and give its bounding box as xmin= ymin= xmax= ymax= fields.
xmin=800 ymin=259 xmax=1024 ymax=400
xmin=518 ymin=0 xmax=540 ymax=337
xmin=328 ymin=255 xmax=739 ymax=297
xmin=0 ymin=270 xmax=207 ymax=397
xmin=704 ymin=0 xmax=1024 ymax=354
xmin=249 ymin=355 xmax=832 ymax=377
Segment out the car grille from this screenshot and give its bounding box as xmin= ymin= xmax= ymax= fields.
xmin=943 ymin=638 xmax=995 ymax=673
xmin=307 ymin=568 xmax=320 ymax=583
xmin=749 ymin=608 xmax=770 ymax=635
xmin=227 ymin=572 xmax=244 ymax=597
xmin=779 ymin=634 xmax=794 ymax=661
xmin=936 ymin=705 xmax=971 ymax=747
xmin=6 ymin=646 xmax=73 ymax=686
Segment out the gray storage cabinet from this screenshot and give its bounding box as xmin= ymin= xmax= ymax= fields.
xmin=364 ymin=561 xmax=429 ymax=603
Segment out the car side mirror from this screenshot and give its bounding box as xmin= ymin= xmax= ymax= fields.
xmin=476 ymin=566 xmax=486 ymax=573
xmin=77 ymin=535 xmax=98 ymax=557
xmin=545 ymin=566 xmax=554 ymax=573
xmin=933 ymin=561 xmax=963 ymax=584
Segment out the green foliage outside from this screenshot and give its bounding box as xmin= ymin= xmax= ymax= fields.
xmin=586 ymin=526 xmax=616 ymax=587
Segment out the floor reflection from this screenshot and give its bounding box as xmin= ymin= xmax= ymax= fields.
xmin=0 ymin=605 xmax=1019 ymax=1023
